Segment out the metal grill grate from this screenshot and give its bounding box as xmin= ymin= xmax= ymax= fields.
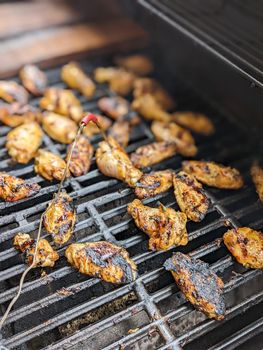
xmin=0 ymin=54 xmax=263 ymax=350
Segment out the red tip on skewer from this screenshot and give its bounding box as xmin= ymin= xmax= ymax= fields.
xmin=81 ymin=113 xmax=98 ymax=126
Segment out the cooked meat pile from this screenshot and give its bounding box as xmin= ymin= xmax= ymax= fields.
xmin=34 ymin=149 xmax=69 ymax=181
xmin=128 ymin=199 xmax=188 ymax=250
xmin=164 ymin=252 xmax=226 ymax=320
xmin=42 ymin=112 xmax=77 ymax=144
xmin=223 ymin=227 xmax=263 ymax=269
xmin=19 ymin=64 xmax=48 ymax=96
xmin=6 ymin=122 xmax=43 ymax=164
xmin=182 ymin=160 xmax=244 ymax=189
xmin=43 ymin=191 xmax=76 ymax=245
xmin=66 ymin=135 xmax=94 ymax=177
xmin=14 ymin=233 xmax=59 ymax=268
xmin=61 ymin=62 xmax=95 ymax=98
xmin=0 ymin=172 xmax=40 ymax=202
xmin=0 ymin=103 xmax=42 ymax=127
xmin=251 ymin=162 xmax=263 ymax=202
xmin=98 ymin=96 xmax=133 ymax=122
xmin=65 ymin=241 xmax=137 ymax=284
xmin=173 ymin=171 xmax=210 ymax=222
xmin=0 ymin=80 xmax=29 ymax=104
xmin=132 ymin=94 xmax=171 ymax=122
xmin=108 ymin=120 xmax=130 ymax=148
xmin=172 ymin=112 xmax=215 ymax=135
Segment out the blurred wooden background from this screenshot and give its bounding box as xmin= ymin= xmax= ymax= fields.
xmin=0 ymin=0 xmax=147 ymax=77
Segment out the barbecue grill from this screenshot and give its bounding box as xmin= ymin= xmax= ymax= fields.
xmin=0 ymin=1 xmax=263 ymax=350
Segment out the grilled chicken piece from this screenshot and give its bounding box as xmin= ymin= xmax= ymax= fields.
xmin=43 ymin=191 xmax=76 ymax=245
xmin=0 ymin=81 xmax=29 ymax=105
xmin=34 ymin=149 xmax=70 ymax=181
xmin=83 ymin=114 xmax=112 ymax=138
xmin=182 ymin=160 xmax=243 ymax=189
xmin=133 ymin=78 xmax=174 ymax=110
xmin=223 ymin=227 xmax=263 ymax=269
xmin=135 ymin=170 xmax=173 ymax=199
xmin=115 ymin=54 xmax=154 ymax=76
xmin=108 ymin=120 xmax=130 ymax=147
xmin=14 ymin=233 xmax=59 ymax=267
xmin=19 ymin=64 xmax=48 ymax=96
xmin=61 ymin=62 xmax=95 ymax=98
xmin=96 ymin=136 xmax=143 ymax=187
xmin=173 ymin=171 xmax=210 ymax=222
xmin=42 ymin=112 xmax=77 ymax=144
xmin=66 ymin=135 xmax=94 ymax=177
xmin=0 ymin=103 xmax=42 ymax=127
xmin=39 ymin=87 xmax=83 ymax=122
xmin=131 ymin=142 xmax=177 ymax=169
xmin=132 ymin=94 xmax=172 ymax=122
xmin=172 ymin=112 xmax=215 ymax=135
xmin=164 ymin=252 xmax=225 ymax=320
xmin=128 ymin=199 xmax=188 ymax=251
xmin=151 ymin=120 xmax=197 ymax=157
xmin=251 ymin=162 xmax=263 ymax=202
xmin=65 ymin=241 xmax=137 ymax=284
xmin=6 ymin=122 xmax=43 ymax=164
xmin=0 ymin=172 xmax=40 ymax=202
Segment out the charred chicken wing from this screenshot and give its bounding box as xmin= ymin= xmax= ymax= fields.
xmin=6 ymin=122 xmax=43 ymax=163
xmin=66 ymin=135 xmax=94 ymax=177
xmin=14 ymin=233 xmax=59 ymax=268
xmin=65 ymin=241 xmax=137 ymax=284
xmin=135 ymin=170 xmax=173 ymax=199
xmin=0 ymin=81 xmax=28 ymax=105
xmin=133 ymin=78 xmax=174 ymax=110
xmin=42 ymin=112 xmax=77 ymax=144
xmin=164 ymin=252 xmax=225 ymax=320
xmin=173 ymin=171 xmax=210 ymax=222
xmin=0 ymin=103 xmax=42 ymax=127
xmin=182 ymin=160 xmax=243 ymax=189
xmin=83 ymin=114 xmax=112 ymax=138
xmin=61 ymin=62 xmax=95 ymax=98
xmin=19 ymin=64 xmax=48 ymax=96
xmin=115 ymin=54 xmax=154 ymax=76
xmin=34 ymin=149 xmax=70 ymax=181
xmin=223 ymin=227 xmax=263 ymax=269
xmin=40 ymin=87 xmax=83 ymax=122
xmin=0 ymin=172 xmax=40 ymax=202
xmin=128 ymin=199 xmax=188 ymax=251
xmin=251 ymin=162 xmax=263 ymax=202
xmin=43 ymin=191 xmax=76 ymax=245
xmin=131 ymin=142 xmax=177 ymax=168
xmin=172 ymin=112 xmax=215 ymax=135
xmin=96 ymin=136 xmax=143 ymax=187
xmin=108 ymin=120 xmax=130 ymax=147
xmin=151 ymin=120 xmax=197 ymax=157
xmin=132 ymin=94 xmax=171 ymax=122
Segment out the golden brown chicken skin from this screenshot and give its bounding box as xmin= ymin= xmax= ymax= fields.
xmin=132 ymin=94 xmax=171 ymax=122
xmin=133 ymin=78 xmax=174 ymax=110
xmin=0 ymin=81 xmax=29 ymax=105
xmin=34 ymin=149 xmax=70 ymax=181
xmin=66 ymin=135 xmax=94 ymax=177
xmin=6 ymin=122 xmax=43 ymax=164
xmin=0 ymin=103 xmax=42 ymax=127
xmin=43 ymin=191 xmax=76 ymax=245
xmin=251 ymin=162 xmax=263 ymax=202
xmin=173 ymin=171 xmax=210 ymax=222
xmin=14 ymin=233 xmax=59 ymax=268
xmin=115 ymin=54 xmax=154 ymax=76
xmin=108 ymin=120 xmax=130 ymax=147
xmin=83 ymin=114 xmax=112 ymax=138
xmin=182 ymin=160 xmax=244 ymax=189
xmin=96 ymin=136 xmax=143 ymax=187
xmin=42 ymin=112 xmax=77 ymax=144
xmin=39 ymin=87 xmax=83 ymax=122
xmin=0 ymin=172 xmax=40 ymax=202
xmin=151 ymin=120 xmax=197 ymax=157
xmin=61 ymin=62 xmax=95 ymax=98
xmin=135 ymin=170 xmax=173 ymax=199
xmin=172 ymin=112 xmax=215 ymax=135
xmin=128 ymin=199 xmax=188 ymax=251
xmin=19 ymin=64 xmax=48 ymax=96
xmin=65 ymin=241 xmax=137 ymax=284
xmin=223 ymin=227 xmax=263 ymax=269
xmin=164 ymin=252 xmax=225 ymax=320
xmin=131 ymin=142 xmax=177 ymax=169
